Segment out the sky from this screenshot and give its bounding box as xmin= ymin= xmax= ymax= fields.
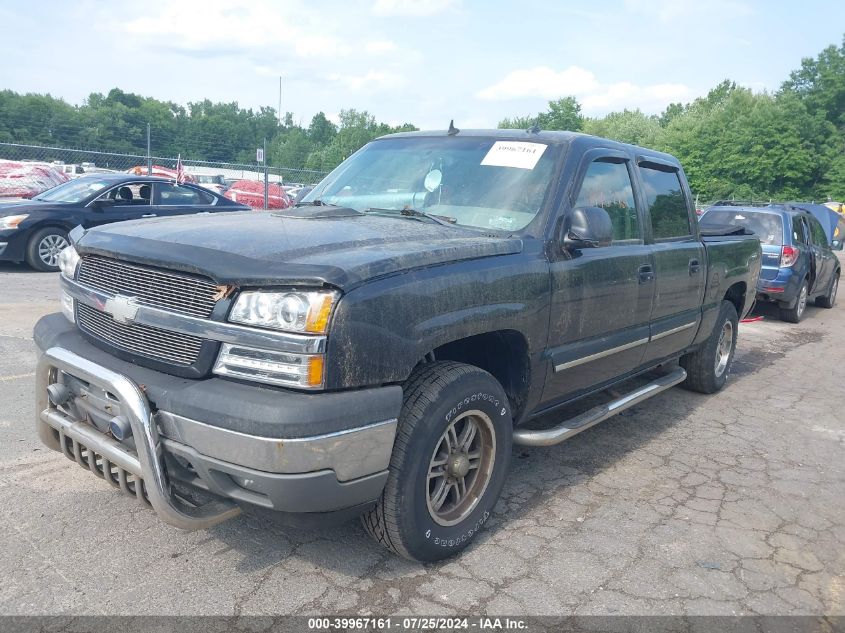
xmin=1 ymin=0 xmax=843 ymax=130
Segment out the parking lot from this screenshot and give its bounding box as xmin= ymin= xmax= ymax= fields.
xmin=1 ymin=258 xmax=843 ymax=617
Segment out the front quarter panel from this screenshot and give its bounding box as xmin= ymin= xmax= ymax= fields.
xmin=0 ymin=206 xmax=83 ymax=260
xmin=325 ymin=243 xmax=551 ymax=397
xmin=18 ymin=206 xmax=84 ymax=233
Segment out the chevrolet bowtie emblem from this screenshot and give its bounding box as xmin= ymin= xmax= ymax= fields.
xmin=104 ymin=295 xmax=139 ymax=324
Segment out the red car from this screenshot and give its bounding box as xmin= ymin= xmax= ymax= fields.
xmin=223 ymin=179 xmax=292 ymax=209
xmin=0 ymin=160 xmax=69 ymax=199
xmin=126 ymin=165 xmax=196 ymax=183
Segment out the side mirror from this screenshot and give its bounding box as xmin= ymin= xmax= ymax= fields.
xmin=293 ymin=186 xmax=314 ymax=205
xmin=91 ymin=198 xmax=116 ymax=212
xmin=562 ymin=206 xmax=614 ymax=250
xmin=832 ymin=239 xmax=843 ymax=251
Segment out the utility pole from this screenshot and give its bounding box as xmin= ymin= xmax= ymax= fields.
xmin=146 ymin=123 xmax=152 ymax=175
xmin=278 ymin=76 xmax=282 ymax=127
xmin=263 ymin=137 xmax=269 ymax=211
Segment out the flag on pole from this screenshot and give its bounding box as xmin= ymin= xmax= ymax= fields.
xmin=175 ymin=154 xmax=185 ymax=184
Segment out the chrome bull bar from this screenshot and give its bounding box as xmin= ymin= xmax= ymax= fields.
xmin=36 ymin=346 xmax=241 ymax=530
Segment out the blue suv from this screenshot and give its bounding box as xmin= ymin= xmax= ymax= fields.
xmin=701 ymin=204 xmax=842 ymax=322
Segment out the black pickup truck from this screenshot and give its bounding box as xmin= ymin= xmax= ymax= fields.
xmin=34 ymin=130 xmax=761 ymax=561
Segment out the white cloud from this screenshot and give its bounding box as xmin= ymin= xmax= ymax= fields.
xmin=124 ymin=0 xmax=344 ymax=59
xmin=293 ymin=34 xmax=347 ymax=58
xmin=326 ymin=70 xmax=406 ymax=91
xmin=371 ymin=0 xmax=458 ymax=17
xmin=124 ymin=1 xmax=290 ymax=51
xmin=477 ymin=66 xmax=599 ymax=101
xmin=478 ymin=65 xmax=692 ymax=114
xmin=581 ymin=82 xmax=692 ymax=112
xmin=365 ymin=40 xmax=397 ymax=54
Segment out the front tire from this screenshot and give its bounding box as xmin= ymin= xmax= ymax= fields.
xmin=680 ymin=300 xmax=738 ymax=394
xmin=362 ymin=361 xmax=512 ymax=562
xmin=26 ymin=227 xmax=70 ymax=272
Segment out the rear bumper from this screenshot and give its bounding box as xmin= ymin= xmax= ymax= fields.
xmin=756 ymin=267 xmax=803 ymax=306
xmin=34 ymin=315 xmax=401 ymax=527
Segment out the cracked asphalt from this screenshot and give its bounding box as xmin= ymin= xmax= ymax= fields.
xmin=1 ymin=257 xmax=843 ymax=617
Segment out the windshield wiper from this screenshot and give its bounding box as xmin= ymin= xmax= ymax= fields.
xmin=363 ymin=207 xmax=457 ymax=227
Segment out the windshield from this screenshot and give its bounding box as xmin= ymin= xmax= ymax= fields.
xmin=701 ymin=209 xmax=783 ymax=245
xmin=303 ymin=136 xmax=560 ymax=232
xmin=35 ymin=177 xmax=113 ymax=203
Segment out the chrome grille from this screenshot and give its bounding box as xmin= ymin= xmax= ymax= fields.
xmin=77 ymin=256 xmax=218 ymax=318
xmin=77 ymin=303 xmax=204 ymax=366
xmin=75 ymin=256 xmax=218 ymax=367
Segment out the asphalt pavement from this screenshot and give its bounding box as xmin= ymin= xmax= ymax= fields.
xmin=0 ymin=258 xmax=843 ymax=617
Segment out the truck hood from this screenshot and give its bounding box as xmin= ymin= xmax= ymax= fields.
xmin=73 ymin=209 xmax=523 ymax=289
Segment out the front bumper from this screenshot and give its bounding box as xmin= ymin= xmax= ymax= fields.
xmin=34 ymin=315 xmax=401 ymax=528
xmin=0 ymin=228 xmax=26 ymax=261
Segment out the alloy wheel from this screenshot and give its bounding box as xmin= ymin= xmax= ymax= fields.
xmin=426 ymin=410 xmax=496 ymax=526
xmin=714 ymin=320 xmax=734 ymax=378
xmin=797 ymin=284 xmax=808 ymax=318
xmin=38 ymin=234 xmax=69 ymax=268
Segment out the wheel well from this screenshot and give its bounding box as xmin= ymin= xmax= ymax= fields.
xmin=723 ymin=281 xmax=746 ymax=316
xmin=428 ymin=330 xmax=530 ymax=421
xmin=27 ymin=223 xmax=73 ymax=242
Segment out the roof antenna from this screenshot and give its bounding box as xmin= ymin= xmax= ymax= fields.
xmin=527 ymin=117 xmax=541 ymax=134
xmin=447 ymin=119 xmax=460 ymax=136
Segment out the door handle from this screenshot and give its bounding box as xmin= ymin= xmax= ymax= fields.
xmin=141 ymin=213 xmax=157 ymax=218
xmin=638 ymin=264 xmax=655 ymax=284
xmin=689 ymin=259 xmax=701 ymax=275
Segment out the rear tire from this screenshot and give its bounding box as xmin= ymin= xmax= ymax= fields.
xmin=815 ymin=273 xmax=839 ymax=309
xmin=680 ymin=300 xmax=738 ymax=394
xmin=362 ymin=361 xmax=512 ymax=562
xmin=780 ymin=279 xmax=809 ymax=323
xmin=25 ymin=227 xmax=69 ymax=272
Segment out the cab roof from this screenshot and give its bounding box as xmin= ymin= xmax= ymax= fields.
xmin=378 ymin=128 xmax=681 ymax=166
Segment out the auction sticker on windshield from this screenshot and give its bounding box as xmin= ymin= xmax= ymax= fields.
xmin=481 ymin=141 xmax=547 ymax=170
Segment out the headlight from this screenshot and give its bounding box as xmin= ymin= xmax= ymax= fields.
xmin=229 ymin=290 xmax=339 ymax=334
xmin=58 ymin=244 xmax=80 ymax=280
xmin=0 ymin=214 xmax=29 ymax=230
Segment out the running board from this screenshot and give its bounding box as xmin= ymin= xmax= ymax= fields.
xmin=513 ymin=367 xmax=687 ymax=447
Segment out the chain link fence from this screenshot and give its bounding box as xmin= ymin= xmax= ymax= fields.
xmin=0 ymin=142 xmax=328 ymax=207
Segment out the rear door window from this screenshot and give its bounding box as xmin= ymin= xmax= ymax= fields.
xmin=155 ymin=183 xmax=214 ymax=206
xmin=700 ymin=210 xmax=783 ymax=246
xmin=639 ymin=165 xmax=692 ymax=239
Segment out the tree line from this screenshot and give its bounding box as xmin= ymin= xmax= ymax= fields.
xmin=0 ymin=34 xmax=842 ymax=199
xmin=0 ymin=89 xmax=417 ymax=173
